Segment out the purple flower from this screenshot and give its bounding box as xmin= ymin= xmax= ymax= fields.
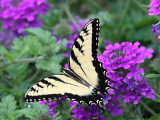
xmin=99 ymin=41 xmax=155 ymax=116
xmin=64 ymin=63 xmax=69 ymax=69
xmin=0 ymin=0 xmax=50 ymax=36
xmin=70 ymin=101 xmax=78 ymax=107
xmin=48 ymin=101 xmax=58 ymax=115
xmin=104 ymin=40 xmax=111 ymax=45
xmin=38 ymin=97 xmax=66 ymax=116
xmin=39 ymin=101 xmax=57 ymax=115
xmin=72 ymin=105 xmax=90 ymax=119
xmin=66 ymin=42 xmax=73 ymax=49
xmin=71 ymin=104 xmax=106 ymax=120
xmin=148 ymin=0 xmax=160 ymax=16
xmin=152 ymin=22 xmax=160 ymax=34
xmin=151 ymin=22 xmax=160 ymax=40
xmin=63 ymin=52 xmax=70 ymax=58
xmin=126 ymin=65 xmax=144 ymax=81
xmin=69 ymin=20 xmax=88 ymax=33
xmin=0 ymin=31 xmax=15 ymax=47
xmin=106 ymin=95 xmax=124 ymax=116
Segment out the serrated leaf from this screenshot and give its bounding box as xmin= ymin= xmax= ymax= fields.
xmin=26 ymin=35 xmax=42 ymax=55
xmin=0 ymin=95 xmax=22 ymax=120
xmin=36 ymin=56 xmax=62 ymax=73
xmin=26 ymin=28 xmax=56 ymax=45
xmin=0 ymin=95 xmax=17 ymax=114
xmin=144 ymin=74 xmax=160 ymax=78
xmin=19 ymin=103 xmax=48 ymax=120
xmin=7 ymin=63 xmax=29 ymax=83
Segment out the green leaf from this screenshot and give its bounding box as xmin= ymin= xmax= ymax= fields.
xmin=7 ymin=63 xmax=29 ymax=83
xmin=0 ymin=46 xmax=8 ymax=55
xmin=148 ymin=113 xmax=160 ymax=120
xmin=19 ymin=103 xmax=48 ymax=120
xmin=144 ymin=74 xmax=160 ymax=78
xmin=26 ymin=35 xmax=42 ymax=56
xmin=26 ymin=28 xmax=56 ymax=45
xmin=36 ymin=56 xmax=62 ymax=74
xmin=0 ymin=95 xmax=22 ymax=120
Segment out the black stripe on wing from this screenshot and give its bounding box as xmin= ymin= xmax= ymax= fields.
xmin=62 ymin=69 xmax=90 ymax=87
xmin=41 ymin=79 xmax=54 ymax=87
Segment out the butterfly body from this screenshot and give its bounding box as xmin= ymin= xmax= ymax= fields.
xmin=25 ymin=18 xmax=112 ymax=107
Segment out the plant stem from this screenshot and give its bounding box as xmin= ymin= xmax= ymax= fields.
xmin=117 ymin=0 xmax=130 ymax=29
xmin=27 ymin=69 xmax=42 ymax=83
xmin=115 ymin=0 xmax=130 ymax=41
xmin=62 ymin=2 xmax=81 ymax=31
xmin=154 ymin=93 xmax=160 ymax=99
xmin=69 ymin=103 xmax=78 ymax=113
xmin=62 ymin=111 xmax=79 ymax=120
xmin=0 ymin=56 xmax=43 ymax=69
xmin=135 ymin=106 xmax=144 ymax=120
xmin=52 ymin=111 xmax=60 ymax=119
xmin=140 ymin=100 xmax=156 ymax=115
xmin=42 ymin=25 xmax=53 ymax=31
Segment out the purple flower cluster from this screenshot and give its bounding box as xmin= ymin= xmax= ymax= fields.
xmin=148 ymin=0 xmax=160 ymax=16
xmin=98 ymin=41 xmax=155 ymax=116
xmin=71 ymin=102 xmax=105 ymax=120
xmin=0 ymin=0 xmax=50 ymax=36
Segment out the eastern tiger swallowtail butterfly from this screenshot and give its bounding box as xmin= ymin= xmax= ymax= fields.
xmin=25 ymin=18 xmax=113 ymax=107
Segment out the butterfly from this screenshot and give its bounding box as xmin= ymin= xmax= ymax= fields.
xmin=25 ymin=18 xmax=113 ymax=107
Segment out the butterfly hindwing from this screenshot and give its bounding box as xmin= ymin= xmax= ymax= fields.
xmin=25 ymin=74 xmax=102 ymax=106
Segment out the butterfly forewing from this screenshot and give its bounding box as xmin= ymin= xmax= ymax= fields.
xmin=68 ymin=19 xmax=100 ymax=87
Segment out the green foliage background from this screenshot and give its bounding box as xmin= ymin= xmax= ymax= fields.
xmin=0 ymin=0 xmax=160 ymax=119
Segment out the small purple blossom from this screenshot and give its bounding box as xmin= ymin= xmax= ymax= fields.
xmin=151 ymin=22 xmax=160 ymax=40
xmin=99 ymin=41 xmax=155 ymax=116
xmin=71 ymin=104 xmax=106 ymax=120
xmin=0 ymin=0 xmax=50 ymax=36
xmin=64 ymin=63 xmax=69 ymax=69
xmin=38 ymin=97 xmax=66 ymax=116
xmin=63 ymin=52 xmax=70 ymax=58
xmin=104 ymin=40 xmax=111 ymax=45
xmin=126 ymin=65 xmax=144 ymax=81
xmin=148 ymin=0 xmax=160 ymax=16
xmin=152 ymin=22 xmax=160 ymax=34
xmin=72 ymin=105 xmax=90 ymax=119
xmin=0 ymin=31 xmax=15 ymax=47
